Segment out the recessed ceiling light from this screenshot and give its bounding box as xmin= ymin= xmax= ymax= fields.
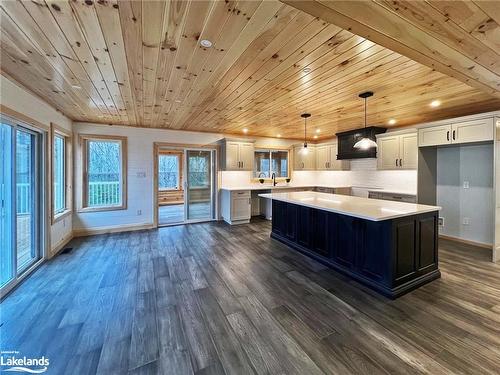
xmin=313 ymin=135 xmax=318 ymax=139
xmin=242 ymin=128 xmax=248 ymax=134
xmin=277 ymin=134 xmax=282 ymax=138
xmin=430 ymin=100 xmax=441 ymax=108
xmin=200 ymin=39 xmax=213 ymax=48
xmin=388 ymin=119 xmax=397 ymax=125
xmin=315 ymin=129 xmax=320 ymax=133
xmin=72 ymin=84 xmax=81 ymax=89
xmin=303 ymin=67 xmax=311 ymax=73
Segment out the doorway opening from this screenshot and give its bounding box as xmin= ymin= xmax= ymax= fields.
xmin=156 ymin=146 xmax=216 ymax=227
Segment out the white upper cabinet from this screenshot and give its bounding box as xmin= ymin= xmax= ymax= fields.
xmin=418 ymin=117 xmax=494 ymax=147
xmin=452 ymin=118 xmax=494 ymax=144
xmin=377 ymin=131 xmax=417 ymax=170
xmin=221 ymin=140 xmax=255 ymax=170
xmin=293 ymin=145 xmax=316 ymax=170
xmin=316 ymin=143 xmax=350 ymax=170
xmin=418 ymin=125 xmax=452 ymax=147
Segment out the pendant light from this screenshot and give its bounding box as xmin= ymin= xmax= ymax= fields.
xmin=353 ymin=91 xmax=378 ymax=150
xmin=300 ymin=113 xmax=311 ymax=154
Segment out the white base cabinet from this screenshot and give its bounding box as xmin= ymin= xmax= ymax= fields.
xmin=221 ymin=190 xmax=251 ymax=224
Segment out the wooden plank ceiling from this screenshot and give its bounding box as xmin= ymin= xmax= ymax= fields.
xmin=1 ymin=0 xmax=499 ymax=140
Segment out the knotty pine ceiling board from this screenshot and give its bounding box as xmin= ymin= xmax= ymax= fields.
xmin=0 ymin=0 xmax=499 ymax=140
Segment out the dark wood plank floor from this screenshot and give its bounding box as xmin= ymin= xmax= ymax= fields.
xmin=2 ymin=219 xmax=500 ymax=374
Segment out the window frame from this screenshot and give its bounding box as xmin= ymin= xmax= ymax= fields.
xmin=79 ymin=134 xmax=127 ymax=213
xmin=253 ymin=147 xmax=290 ymax=180
xmin=158 ymin=151 xmax=182 ymax=191
xmin=50 ymin=123 xmax=72 ymax=224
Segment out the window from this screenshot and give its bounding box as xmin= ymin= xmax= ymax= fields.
xmin=51 ymin=124 xmax=72 ymax=222
xmin=81 ymin=135 xmax=127 ymax=211
xmin=254 ymin=149 xmax=289 ymax=178
xmin=53 ymin=135 xmax=65 ymax=214
xmin=188 ymin=155 xmax=209 ymax=187
xmin=158 ymin=154 xmax=180 ymax=190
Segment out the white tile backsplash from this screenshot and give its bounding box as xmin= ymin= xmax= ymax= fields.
xmin=220 ymin=158 xmax=417 ymax=193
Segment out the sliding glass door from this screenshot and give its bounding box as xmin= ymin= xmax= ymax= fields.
xmin=185 ymin=149 xmax=216 ymax=222
xmin=1 ymin=121 xmax=42 ymax=295
xmin=1 ymin=123 xmax=14 ymax=288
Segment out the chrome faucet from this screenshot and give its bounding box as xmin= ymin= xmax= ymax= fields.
xmin=271 ymin=172 xmax=277 ymax=186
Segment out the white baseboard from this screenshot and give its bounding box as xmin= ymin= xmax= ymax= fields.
xmin=439 ymin=234 xmax=492 ymax=249
xmin=50 ymin=234 xmax=74 ymax=257
xmin=73 ymin=222 xmax=155 ymax=237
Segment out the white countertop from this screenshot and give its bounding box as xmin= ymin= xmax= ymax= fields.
xmin=258 ymin=191 xmax=440 ymax=221
xmin=366 ymin=188 xmax=417 ymax=196
xmin=220 ymin=184 xmax=349 ymax=191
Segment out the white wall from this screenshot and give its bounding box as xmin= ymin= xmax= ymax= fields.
xmin=73 ymin=122 xmax=300 ymax=231
xmin=1 ymin=75 xmax=73 ymax=256
xmin=437 ymin=143 xmax=494 ymax=245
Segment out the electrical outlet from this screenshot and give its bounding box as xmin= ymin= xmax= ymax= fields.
xmin=463 ymin=181 xmax=470 ymax=189
xmin=136 ymin=172 xmax=146 ymax=178
xmin=137 ymin=209 xmax=142 ymax=216
xmin=462 ymin=217 xmax=470 ymax=225
xmin=438 ymin=217 xmax=444 ymax=226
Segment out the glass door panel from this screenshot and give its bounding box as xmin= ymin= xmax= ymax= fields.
xmin=185 ymin=150 xmax=214 ymax=221
xmin=16 ymin=128 xmax=39 ymax=272
xmin=0 ymin=123 xmax=14 ymax=287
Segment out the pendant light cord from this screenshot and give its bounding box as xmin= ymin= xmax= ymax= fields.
xmin=364 ymin=97 xmax=367 ymax=129
xmin=304 ymin=117 xmax=306 ymax=145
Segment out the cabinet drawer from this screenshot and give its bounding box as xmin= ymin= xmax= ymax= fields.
xmin=231 ymin=190 xmax=250 ymax=198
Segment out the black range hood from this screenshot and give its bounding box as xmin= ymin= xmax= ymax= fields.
xmin=335 ymin=126 xmax=386 ymax=160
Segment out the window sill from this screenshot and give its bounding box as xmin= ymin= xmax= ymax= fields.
xmin=52 ymin=209 xmax=72 ymax=224
xmin=77 ymin=204 xmax=127 ymax=213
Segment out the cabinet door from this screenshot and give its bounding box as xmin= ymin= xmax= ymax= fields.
xmin=329 ymin=144 xmax=349 ymax=170
xmin=239 ymin=142 xmax=254 ymax=170
xmin=316 ymin=145 xmax=329 ymax=170
xmin=225 ymin=142 xmax=240 ymax=170
xmin=399 ymin=133 xmax=417 ymax=169
xmin=418 ymin=125 xmax=451 ymax=147
xmin=311 ymin=209 xmax=329 ymax=256
xmin=377 ymin=136 xmax=400 ymax=169
xmin=294 ymin=147 xmax=304 ymax=170
xmin=231 ymin=196 xmax=250 ymax=220
xmin=452 ymin=118 xmax=494 ymax=144
xmin=304 ymin=147 xmax=316 ymax=170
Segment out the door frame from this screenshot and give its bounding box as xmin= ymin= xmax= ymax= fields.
xmin=0 ymin=113 xmax=47 ymax=298
xmin=153 ymin=142 xmax=219 ymax=228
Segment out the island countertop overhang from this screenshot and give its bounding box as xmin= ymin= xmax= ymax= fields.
xmin=258 ymin=191 xmax=440 ymax=221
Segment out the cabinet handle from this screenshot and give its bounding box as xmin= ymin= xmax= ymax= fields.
xmin=447 ymin=131 xmax=450 ymax=141
xmin=452 ymin=130 xmax=456 ymax=141
xmin=396 ymin=159 xmax=398 ymax=167
xmin=241 ymin=161 xmax=244 ymax=169
xmin=399 ymin=158 xmax=402 ymax=167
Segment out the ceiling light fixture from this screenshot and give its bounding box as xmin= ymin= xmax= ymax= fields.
xmin=242 ymin=128 xmax=248 ymax=134
xmin=430 ymin=100 xmax=441 ymax=108
xmin=315 ymin=129 xmax=320 ymax=133
xmin=71 ymin=84 xmax=81 ymax=89
xmin=353 ymin=91 xmax=378 ymax=150
xmin=313 ymin=135 xmax=318 ymax=139
xmin=388 ymin=119 xmax=397 ymax=125
xmin=200 ymin=39 xmax=213 ymax=48
xmin=300 ymin=113 xmax=311 ymax=154
xmin=277 ymin=134 xmax=282 ymax=138
xmin=303 ymin=67 xmax=311 ymax=73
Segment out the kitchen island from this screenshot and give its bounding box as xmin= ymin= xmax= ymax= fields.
xmin=259 ymin=191 xmax=441 ymax=298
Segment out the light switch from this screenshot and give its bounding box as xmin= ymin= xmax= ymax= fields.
xmin=136 ymin=172 xmax=146 ymax=178
xmin=463 ymin=181 xmax=469 ymax=189
xmin=462 ymin=217 xmax=470 ymax=225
